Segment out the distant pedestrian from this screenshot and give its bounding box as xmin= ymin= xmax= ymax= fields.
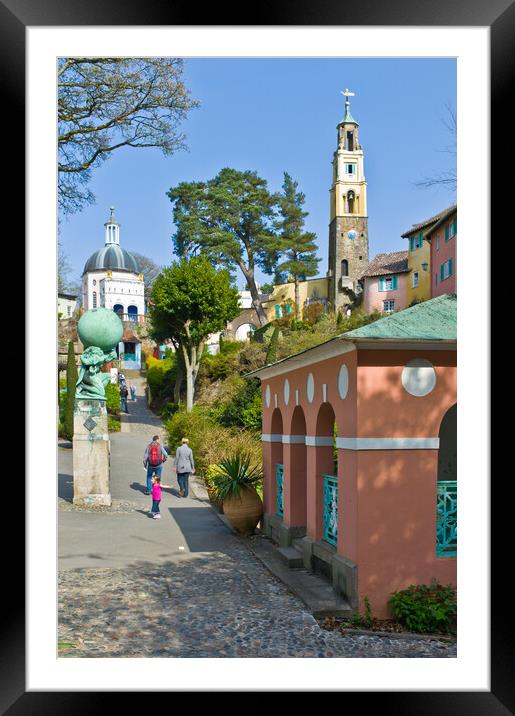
xmin=174 ymin=438 xmax=195 ymax=498
xmin=120 ymin=382 xmax=129 ymax=412
xmin=149 ymin=475 xmax=172 ymax=519
xmin=143 ymin=435 xmax=168 ymax=495
xmin=130 ymin=383 xmax=136 ymax=401
xmin=119 ymin=372 xmax=126 ymax=384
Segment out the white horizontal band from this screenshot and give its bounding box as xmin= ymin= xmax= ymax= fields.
xmin=282 ymin=435 xmax=306 ymax=444
xmin=261 ymin=434 xmax=283 ymax=443
xmin=336 ymin=437 xmax=440 ymax=450
xmin=305 ymin=436 xmax=334 ymax=447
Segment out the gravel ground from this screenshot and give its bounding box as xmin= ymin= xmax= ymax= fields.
xmin=59 ymin=540 xmax=456 ymax=659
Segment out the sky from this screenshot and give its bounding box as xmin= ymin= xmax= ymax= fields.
xmin=59 ymin=57 xmax=456 ymax=291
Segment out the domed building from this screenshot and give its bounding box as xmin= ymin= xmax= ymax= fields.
xmin=81 ymin=208 xmax=145 ymax=369
xmin=81 ymin=207 xmax=145 ymax=321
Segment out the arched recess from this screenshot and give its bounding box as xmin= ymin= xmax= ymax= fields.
xmin=341 ymin=259 xmax=349 ymax=277
xmin=437 ymin=403 xmax=457 ymax=557
xmin=270 ymin=408 xmax=284 ymax=519
xmin=347 ymin=191 xmax=355 ymax=214
xmin=288 ymin=406 xmax=307 ymax=528
xmin=127 ymin=305 xmax=138 ymax=321
xmin=314 ymin=402 xmax=338 ymax=545
xmin=113 ymin=304 xmax=124 ymax=317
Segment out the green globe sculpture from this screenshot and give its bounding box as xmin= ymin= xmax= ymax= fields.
xmin=76 ymin=308 xmax=123 ymax=400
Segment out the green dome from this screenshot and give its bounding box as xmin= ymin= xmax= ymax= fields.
xmin=78 ymin=308 xmax=123 ymax=352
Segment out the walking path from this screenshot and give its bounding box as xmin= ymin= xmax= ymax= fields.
xmin=58 ymin=376 xmax=456 ymax=658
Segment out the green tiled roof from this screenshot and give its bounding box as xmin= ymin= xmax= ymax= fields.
xmin=344 ymin=294 xmax=457 ymax=341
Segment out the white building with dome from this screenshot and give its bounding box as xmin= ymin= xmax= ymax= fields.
xmin=82 ymin=208 xmax=145 ymax=322
xmin=82 ymin=208 xmax=145 ymax=369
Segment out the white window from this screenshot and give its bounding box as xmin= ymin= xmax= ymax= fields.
xmin=384 ymin=277 xmax=394 ymax=290
xmin=92 ymin=291 xmax=97 ymax=308
xmin=412 ymin=271 xmax=419 ymax=288
xmin=67 ymin=306 xmax=72 ymax=317
xmin=345 ymin=163 xmax=357 ymax=175
xmin=383 ymin=300 xmax=395 ymax=313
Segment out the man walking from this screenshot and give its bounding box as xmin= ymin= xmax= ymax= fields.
xmin=174 ymin=438 xmax=195 ymax=497
xmin=143 ymin=435 xmax=168 ymax=495
xmin=120 ymin=382 xmax=129 ymax=413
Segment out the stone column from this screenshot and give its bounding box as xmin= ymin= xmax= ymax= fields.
xmin=72 ymin=399 xmax=111 ymax=506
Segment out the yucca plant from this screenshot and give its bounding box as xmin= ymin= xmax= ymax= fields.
xmin=210 ymin=452 xmax=263 ymax=502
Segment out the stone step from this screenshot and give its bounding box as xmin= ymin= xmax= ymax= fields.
xmin=247 ymin=536 xmax=353 ymax=619
xmin=292 ymin=538 xmax=305 ymax=554
xmin=277 ymin=546 xmax=304 ymax=568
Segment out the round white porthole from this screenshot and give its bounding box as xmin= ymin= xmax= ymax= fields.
xmin=265 ymin=384 xmax=271 ymax=408
xmin=338 ymin=364 xmax=349 ymax=399
xmin=402 ymin=359 xmax=437 ymax=397
xmin=306 ymin=373 xmax=315 ymax=403
xmin=284 ymin=379 xmax=290 ymax=405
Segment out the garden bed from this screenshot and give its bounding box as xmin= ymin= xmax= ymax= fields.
xmin=317 ymin=615 xmax=456 ymax=641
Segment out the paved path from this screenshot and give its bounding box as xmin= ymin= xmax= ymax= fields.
xmin=58 ymin=377 xmax=456 ymax=658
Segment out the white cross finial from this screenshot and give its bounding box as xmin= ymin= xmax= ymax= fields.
xmin=341 ymin=88 xmax=355 ymax=99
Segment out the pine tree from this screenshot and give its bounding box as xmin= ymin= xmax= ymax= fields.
xmin=64 ymin=340 xmax=78 ymax=440
xmin=275 ymin=173 xmax=321 ymax=320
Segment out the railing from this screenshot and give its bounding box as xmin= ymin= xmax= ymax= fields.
xmin=436 ymin=480 xmax=457 ymax=557
xmin=276 ymin=464 xmax=284 ymax=518
xmin=116 ymin=313 xmax=146 ymax=323
xmin=323 ymin=474 xmax=338 ymax=546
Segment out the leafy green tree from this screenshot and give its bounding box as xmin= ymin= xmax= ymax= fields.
xmin=275 ymin=173 xmax=321 ymax=320
xmin=149 ymin=256 xmax=240 ymax=411
xmin=64 ymin=341 xmax=78 ymax=440
xmin=167 ymin=168 xmax=280 ymax=326
xmin=58 ymin=58 xmax=198 ymax=214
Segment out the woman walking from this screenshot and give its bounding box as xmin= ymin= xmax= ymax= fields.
xmin=174 ymin=438 xmax=195 ymax=497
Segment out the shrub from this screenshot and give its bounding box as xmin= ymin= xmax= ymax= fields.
xmin=237 ymin=342 xmax=267 ymax=373
xmin=265 ymin=326 xmax=280 ymax=364
xmin=216 ymin=378 xmax=262 ymax=432
xmin=146 ymin=355 xmax=175 ymax=400
xmin=160 ymin=400 xmax=180 ymax=421
xmin=303 ymin=301 xmax=325 ymax=324
xmin=208 ymin=452 xmax=263 ymax=501
xmin=105 ymin=382 xmax=120 ymax=415
xmin=108 ymin=415 xmax=121 ymax=432
xmin=388 ymin=580 xmax=457 ymax=634
xmin=63 ymin=341 xmax=78 ymax=441
xmin=200 ymin=344 xmax=241 ymax=380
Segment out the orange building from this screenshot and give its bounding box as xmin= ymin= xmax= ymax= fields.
xmin=248 ymin=295 xmax=457 ymax=618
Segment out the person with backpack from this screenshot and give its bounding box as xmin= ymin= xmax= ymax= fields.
xmin=174 ymin=437 xmax=195 ymax=498
xmin=120 ymin=382 xmax=129 ymax=412
xmin=143 ymin=435 xmax=168 ymax=495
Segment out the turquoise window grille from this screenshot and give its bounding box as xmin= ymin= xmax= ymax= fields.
xmin=323 ymin=475 xmax=338 ymax=546
xmin=275 ymin=304 xmax=281 ymax=319
xmin=436 ymin=480 xmax=457 ymax=557
xmin=276 ymin=464 xmax=284 ymax=518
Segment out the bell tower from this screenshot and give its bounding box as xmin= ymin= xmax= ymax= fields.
xmin=327 ymin=89 xmax=369 ymax=309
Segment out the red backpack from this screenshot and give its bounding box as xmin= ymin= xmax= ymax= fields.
xmin=148 ymin=442 xmax=162 ymax=467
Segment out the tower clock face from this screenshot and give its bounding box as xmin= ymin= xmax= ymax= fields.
xmin=347 ymin=230 xmax=357 ymax=241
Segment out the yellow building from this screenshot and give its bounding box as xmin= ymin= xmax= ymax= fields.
xmin=401 ymin=208 xmax=452 ymax=305
xmin=262 ymin=277 xmax=330 ymax=322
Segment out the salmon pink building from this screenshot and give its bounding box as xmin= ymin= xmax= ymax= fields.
xmin=248 ymin=295 xmax=457 ymax=618
xmin=360 ymin=251 xmax=410 ymax=314
xmin=423 ymin=205 xmax=457 ymax=297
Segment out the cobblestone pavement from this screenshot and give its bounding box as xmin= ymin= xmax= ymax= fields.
xmin=59 ymin=375 xmax=456 ymax=658
xmin=59 ymin=540 xmax=456 ymax=658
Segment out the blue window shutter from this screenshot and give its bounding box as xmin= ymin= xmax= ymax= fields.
xmin=392 ymin=275 xmax=398 ymax=290
xmin=379 ymin=277 xmax=384 ymax=291
xmin=435 ymin=273 xmax=438 ymax=286
xmin=453 ymin=218 xmax=457 ymax=235
xmin=440 ymin=264 xmax=444 ymax=281
xmin=409 ymin=238 xmax=414 ymax=252
xmin=275 ymin=304 xmax=281 ymax=318
xmin=445 ymin=225 xmax=449 ymax=241
xmin=449 ymin=258 xmax=453 ymax=276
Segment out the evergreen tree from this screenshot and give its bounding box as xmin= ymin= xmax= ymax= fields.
xmin=167 ymin=168 xmax=280 ymax=326
xmin=64 ymin=340 xmax=78 ymax=440
xmin=275 ymin=173 xmax=321 ymax=320
xmin=265 ymin=326 xmax=280 ymax=365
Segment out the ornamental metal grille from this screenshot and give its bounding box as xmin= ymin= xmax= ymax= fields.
xmin=323 ymin=475 xmax=338 ymax=546
xmin=436 ymin=480 xmax=457 ymax=557
xmin=276 ymin=463 xmax=284 ymax=518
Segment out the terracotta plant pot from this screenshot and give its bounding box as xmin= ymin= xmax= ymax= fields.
xmin=223 ymin=486 xmax=263 ymax=536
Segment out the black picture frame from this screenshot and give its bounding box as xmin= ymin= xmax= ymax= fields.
xmin=7 ymin=0 xmax=506 ymax=710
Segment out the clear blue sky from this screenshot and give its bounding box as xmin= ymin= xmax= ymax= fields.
xmin=59 ymin=57 xmax=456 ymax=290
